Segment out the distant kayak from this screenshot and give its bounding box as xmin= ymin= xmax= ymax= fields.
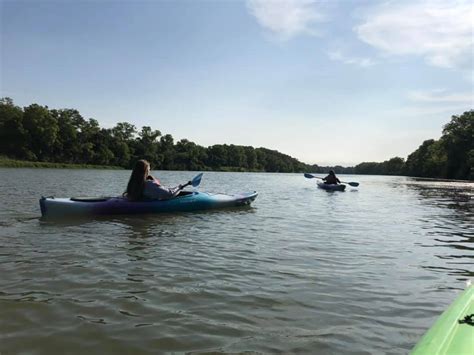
xmin=40 ymin=191 xmax=258 ymax=219
xmin=317 ymin=182 xmax=346 ymax=191
xmin=411 ymin=284 xmax=474 ymax=355
xmin=304 ymin=173 xmax=360 ymax=188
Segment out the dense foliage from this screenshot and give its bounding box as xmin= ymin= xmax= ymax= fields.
xmin=1 ymin=98 xmax=471 ymax=179
xmin=354 ymin=111 xmax=473 ymax=180
xmin=310 ymin=165 xmax=354 ymax=174
xmin=354 ymin=157 xmax=405 ymax=176
xmin=0 ymin=98 xmax=311 ymax=172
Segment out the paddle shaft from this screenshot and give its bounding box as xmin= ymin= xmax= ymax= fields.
xmin=177 ymin=172 xmax=203 ymax=190
xmin=180 ymin=181 xmax=192 ymax=189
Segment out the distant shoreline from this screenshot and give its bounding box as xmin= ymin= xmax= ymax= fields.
xmin=0 ymin=157 xmax=266 ymax=172
xmin=2 ymin=98 xmax=471 ymax=179
xmin=1 ymin=158 xmax=472 ymax=182
xmin=0 ymin=157 xmax=123 ymax=170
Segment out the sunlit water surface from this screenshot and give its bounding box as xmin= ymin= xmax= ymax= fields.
xmin=0 ymin=169 xmax=473 ymax=354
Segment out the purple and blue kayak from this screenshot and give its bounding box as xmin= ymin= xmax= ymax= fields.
xmin=40 ymin=191 xmax=258 ymax=219
xmin=317 ymin=182 xmax=346 ymax=191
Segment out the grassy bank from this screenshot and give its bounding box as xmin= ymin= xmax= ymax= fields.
xmin=0 ymin=157 xmax=286 ymax=172
xmin=0 ymin=157 xmax=123 ymax=169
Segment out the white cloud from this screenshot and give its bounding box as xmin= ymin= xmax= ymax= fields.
xmin=246 ymin=0 xmax=326 ymax=40
xmin=389 ymin=105 xmax=471 ymax=121
xmin=354 ymin=0 xmax=473 ymax=69
xmin=327 ymin=50 xmax=375 ymax=67
xmin=408 ymin=89 xmax=473 ymax=104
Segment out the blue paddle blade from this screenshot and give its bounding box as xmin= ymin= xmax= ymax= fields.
xmin=191 ymin=173 xmax=203 ymax=187
xmin=304 ymin=173 xmax=315 ymax=179
xmin=347 ymin=182 xmax=359 ymax=187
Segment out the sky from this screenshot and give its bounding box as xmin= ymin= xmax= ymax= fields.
xmin=1 ymin=0 xmax=472 ymax=166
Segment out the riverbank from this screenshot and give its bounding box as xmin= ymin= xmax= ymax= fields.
xmin=0 ymin=157 xmax=123 ymax=169
xmin=0 ymin=157 xmax=270 ymax=172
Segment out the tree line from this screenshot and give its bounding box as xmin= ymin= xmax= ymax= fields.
xmin=353 ymin=110 xmax=473 ymax=180
xmin=0 ymin=98 xmax=312 ymax=173
xmin=1 ymin=98 xmax=471 ymax=179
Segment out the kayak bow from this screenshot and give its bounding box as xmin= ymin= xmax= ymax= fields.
xmin=411 ymin=284 xmax=474 ymax=355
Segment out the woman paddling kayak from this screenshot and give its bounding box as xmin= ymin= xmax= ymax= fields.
xmin=124 ymin=159 xmax=190 ymax=201
xmin=39 ymin=160 xmax=258 ymax=218
xmin=322 ymin=170 xmax=341 ymax=185
xmin=40 ymin=169 xmax=258 ymax=218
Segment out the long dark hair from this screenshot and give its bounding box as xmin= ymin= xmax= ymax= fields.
xmin=125 ymin=159 xmax=149 ymax=201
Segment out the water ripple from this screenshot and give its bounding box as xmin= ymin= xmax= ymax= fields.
xmin=0 ymin=171 xmax=472 ymax=353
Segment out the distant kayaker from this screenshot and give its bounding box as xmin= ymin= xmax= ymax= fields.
xmin=322 ymin=170 xmax=341 ymax=185
xmin=124 ymin=159 xmax=189 ymax=201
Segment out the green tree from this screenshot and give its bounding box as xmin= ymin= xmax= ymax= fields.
xmin=244 ymin=146 xmax=258 ymax=170
xmin=77 ymin=119 xmax=101 ymax=164
xmin=112 ymin=122 xmax=137 ymax=141
xmin=133 ymin=126 xmax=161 ymax=166
xmin=0 ymin=98 xmax=31 ymax=159
xmin=159 ymin=134 xmax=175 ymax=170
xmin=175 ymin=139 xmax=207 ymax=170
xmin=228 ymin=145 xmax=247 ymax=169
xmin=442 ymin=111 xmax=473 ymax=179
xmin=22 ymin=104 xmax=59 ymax=161
xmin=405 ymin=139 xmax=435 ymax=177
xmin=206 ymin=144 xmax=228 ymax=168
xmin=384 ymin=157 xmax=405 ymax=175
xmin=110 ymin=122 xmax=136 ymax=167
xmin=354 ymin=162 xmax=381 ymax=174
xmin=50 ymin=109 xmax=82 ymax=163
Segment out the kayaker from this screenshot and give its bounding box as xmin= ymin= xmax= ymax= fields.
xmin=322 ymin=170 xmax=341 ymax=185
xmin=124 ymin=159 xmax=189 ymax=201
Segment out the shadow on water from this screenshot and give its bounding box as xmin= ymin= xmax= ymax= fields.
xmin=38 ymin=204 xmax=256 ymax=228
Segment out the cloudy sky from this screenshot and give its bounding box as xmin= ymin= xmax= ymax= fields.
xmin=1 ymin=0 xmax=472 ymax=165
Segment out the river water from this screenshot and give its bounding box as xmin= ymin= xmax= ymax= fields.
xmin=0 ymin=169 xmax=473 ymax=354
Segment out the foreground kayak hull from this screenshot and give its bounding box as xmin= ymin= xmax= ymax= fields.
xmin=40 ymin=191 xmax=258 ymax=219
xmin=411 ymin=284 xmax=474 ymax=355
xmin=317 ymin=182 xmax=346 ymax=191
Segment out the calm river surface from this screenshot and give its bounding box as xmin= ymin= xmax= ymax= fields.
xmin=0 ymin=169 xmax=473 ymax=354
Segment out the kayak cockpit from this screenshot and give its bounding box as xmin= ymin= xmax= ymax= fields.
xmin=68 ymin=190 xmax=195 ymax=203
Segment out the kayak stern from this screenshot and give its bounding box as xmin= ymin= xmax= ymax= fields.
xmin=317 ymin=182 xmax=346 ymax=191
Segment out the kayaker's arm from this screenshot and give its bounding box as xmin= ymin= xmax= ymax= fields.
xmin=146 ymin=175 xmax=161 ymax=185
xmin=143 ymin=181 xmax=180 ymax=200
xmin=169 ymin=180 xmax=192 ymax=196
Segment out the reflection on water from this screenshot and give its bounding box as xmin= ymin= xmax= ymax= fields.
xmin=402 ymin=178 xmax=473 ymax=281
xmin=0 ymin=169 xmax=473 ymax=354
